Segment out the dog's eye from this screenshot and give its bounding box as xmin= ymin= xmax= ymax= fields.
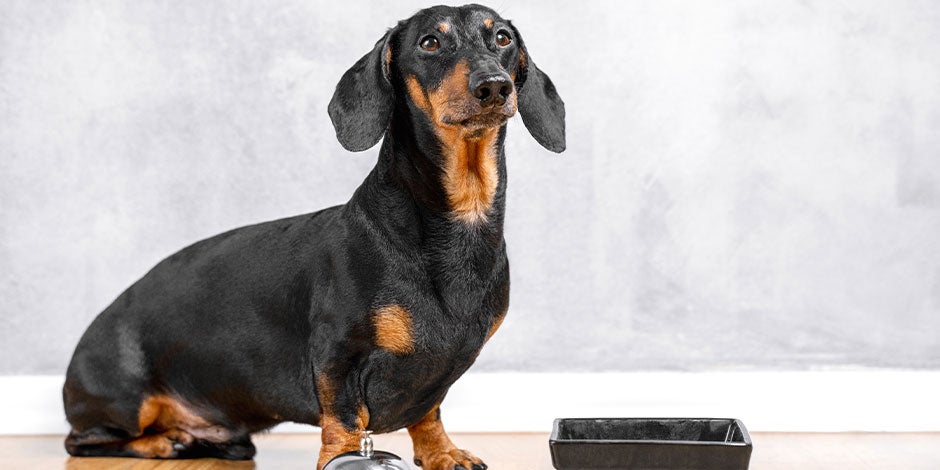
xmin=495 ymin=31 xmax=512 ymax=47
xmin=420 ymin=35 xmax=440 ymax=52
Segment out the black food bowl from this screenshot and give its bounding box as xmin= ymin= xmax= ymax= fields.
xmin=549 ymin=418 xmax=752 ymax=470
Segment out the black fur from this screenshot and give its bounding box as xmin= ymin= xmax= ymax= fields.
xmin=328 ymin=27 xmax=397 ymax=152
xmin=63 ymin=3 xmax=564 ymax=460
xmin=510 ymin=21 xmax=566 ymax=153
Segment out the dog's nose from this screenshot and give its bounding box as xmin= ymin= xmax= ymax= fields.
xmin=471 ymin=74 xmax=513 ymax=107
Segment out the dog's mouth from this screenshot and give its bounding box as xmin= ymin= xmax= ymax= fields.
xmin=455 ymin=110 xmax=513 ymax=129
xmin=440 ymin=100 xmax=517 ymax=131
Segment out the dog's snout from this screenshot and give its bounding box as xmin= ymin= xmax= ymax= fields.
xmin=471 ymin=74 xmax=513 ymax=107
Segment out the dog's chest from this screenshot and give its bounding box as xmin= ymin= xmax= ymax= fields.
xmin=351 ymin=225 xmax=510 ymax=432
xmin=362 ymin=279 xmax=505 ymax=432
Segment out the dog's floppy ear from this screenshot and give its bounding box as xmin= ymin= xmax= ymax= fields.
xmin=510 ymin=22 xmax=566 ymax=153
xmin=328 ymin=27 xmax=397 ymax=152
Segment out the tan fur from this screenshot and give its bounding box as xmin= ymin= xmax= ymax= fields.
xmin=486 ymin=309 xmax=507 ymax=342
xmin=406 ymin=62 xmax=502 ymax=224
xmin=317 ymin=374 xmax=335 ymax=415
xmin=407 ymin=75 xmax=433 ymax=113
xmin=483 ymin=18 xmax=494 ymax=29
xmin=127 ymin=395 xmax=226 ymax=457
xmin=408 ymin=406 xmax=484 ymax=469
xmin=137 ymin=395 xmax=209 ymax=432
xmin=440 ymin=129 xmax=499 ymax=223
xmin=137 ymin=395 xmax=232 ymax=443
xmin=317 ymin=408 xmax=370 ymax=470
xmin=373 ymin=305 xmax=416 ymax=355
xmin=316 ymin=375 xmax=371 ymax=470
xmin=437 ymin=22 xmax=451 ymax=33
xmin=125 ymin=429 xmax=194 ymax=458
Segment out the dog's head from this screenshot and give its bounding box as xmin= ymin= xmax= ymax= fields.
xmin=328 ymin=4 xmax=565 ymax=153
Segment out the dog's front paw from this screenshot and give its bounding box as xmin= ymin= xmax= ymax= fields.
xmin=413 ymin=448 xmax=487 ymax=470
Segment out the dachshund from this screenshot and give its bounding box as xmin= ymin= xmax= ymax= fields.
xmin=63 ymin=4 xmax=565 ymax=469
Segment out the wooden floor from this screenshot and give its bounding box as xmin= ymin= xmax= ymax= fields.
xmin=1 ymin=432 xmax=938 ymax=469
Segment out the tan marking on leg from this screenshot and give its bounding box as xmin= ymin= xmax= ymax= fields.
xmin=483 ymin=18 xmax=494 ymax=29
xmin=316 ymin=375 xmax=370 ymax=470
xmin=316 ymin=374 xmax=371 ymax=469
xmin=318 ymin=413 xmax=366 ymax=470
xmin=385 ymin=46 xmax=393 ymax=75
xmin=486 ymin=309 xmax=507 ymax=342
xmin=137 ymin=397 xmax=163 ymax=431
xmin=138 ymin=395 xmax=209 ymax=431
xmin=125 ymin=433 xmax=175 ymax=458
xmin=408 ymin=406 xmax=485 ymax=469
xmin=125 ymin=428 xmax=195 ymax=458
xmin=373 ymin=305 xmax=415 ymax=355
xmin=317 ymin=374 xmax=335 ymax=415
xmin=136 ymin=394 xmax=232 ymax=443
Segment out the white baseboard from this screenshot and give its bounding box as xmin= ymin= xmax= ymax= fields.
xmin=4 ymin=371 xmax=939 ymax=435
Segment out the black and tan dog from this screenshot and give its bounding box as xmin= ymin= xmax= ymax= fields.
xmin=63 ymin=4 xmax=564 ymax=469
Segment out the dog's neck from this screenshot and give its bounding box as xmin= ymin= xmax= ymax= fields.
xmin=377 ymin=117 xmax=507 ymax=225
xmin=347 ymin=120 xmax=508 ymax=270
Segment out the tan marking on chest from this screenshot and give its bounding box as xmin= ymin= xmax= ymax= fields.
xmin=440 ymin=128 xmax=499 ymax=223
xmin=373 ymin=305 xmax=416 ymax=355
xmin=406 ymin=63 xmax=500 ymax=224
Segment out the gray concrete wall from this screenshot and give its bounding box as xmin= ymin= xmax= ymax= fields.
xmin=2 ymin=0 xmax=939 ymax=374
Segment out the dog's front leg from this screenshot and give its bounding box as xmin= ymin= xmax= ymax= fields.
xmin=408 ymin=406 xmax=487 ymax=470
xmin=317 ymin=412 xmax=368 ymax=469
xmin=316 ymin=376 xmax=369 ymax=470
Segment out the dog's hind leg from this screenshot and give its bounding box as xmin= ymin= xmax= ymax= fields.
xmin=65 ymin=423 xmax=196 ymax=458
xmin=65 ymin=398 xmax=199 ymax=459
xmin=65 ymin=391 xmax=252 ymax=460
xmin=65 ymin=426 xmax=136 ymax=457
xmin=66 ymin=424 xmax=254 ymax=460
xmin=182 ymin=433 xmax=257 ymax=460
